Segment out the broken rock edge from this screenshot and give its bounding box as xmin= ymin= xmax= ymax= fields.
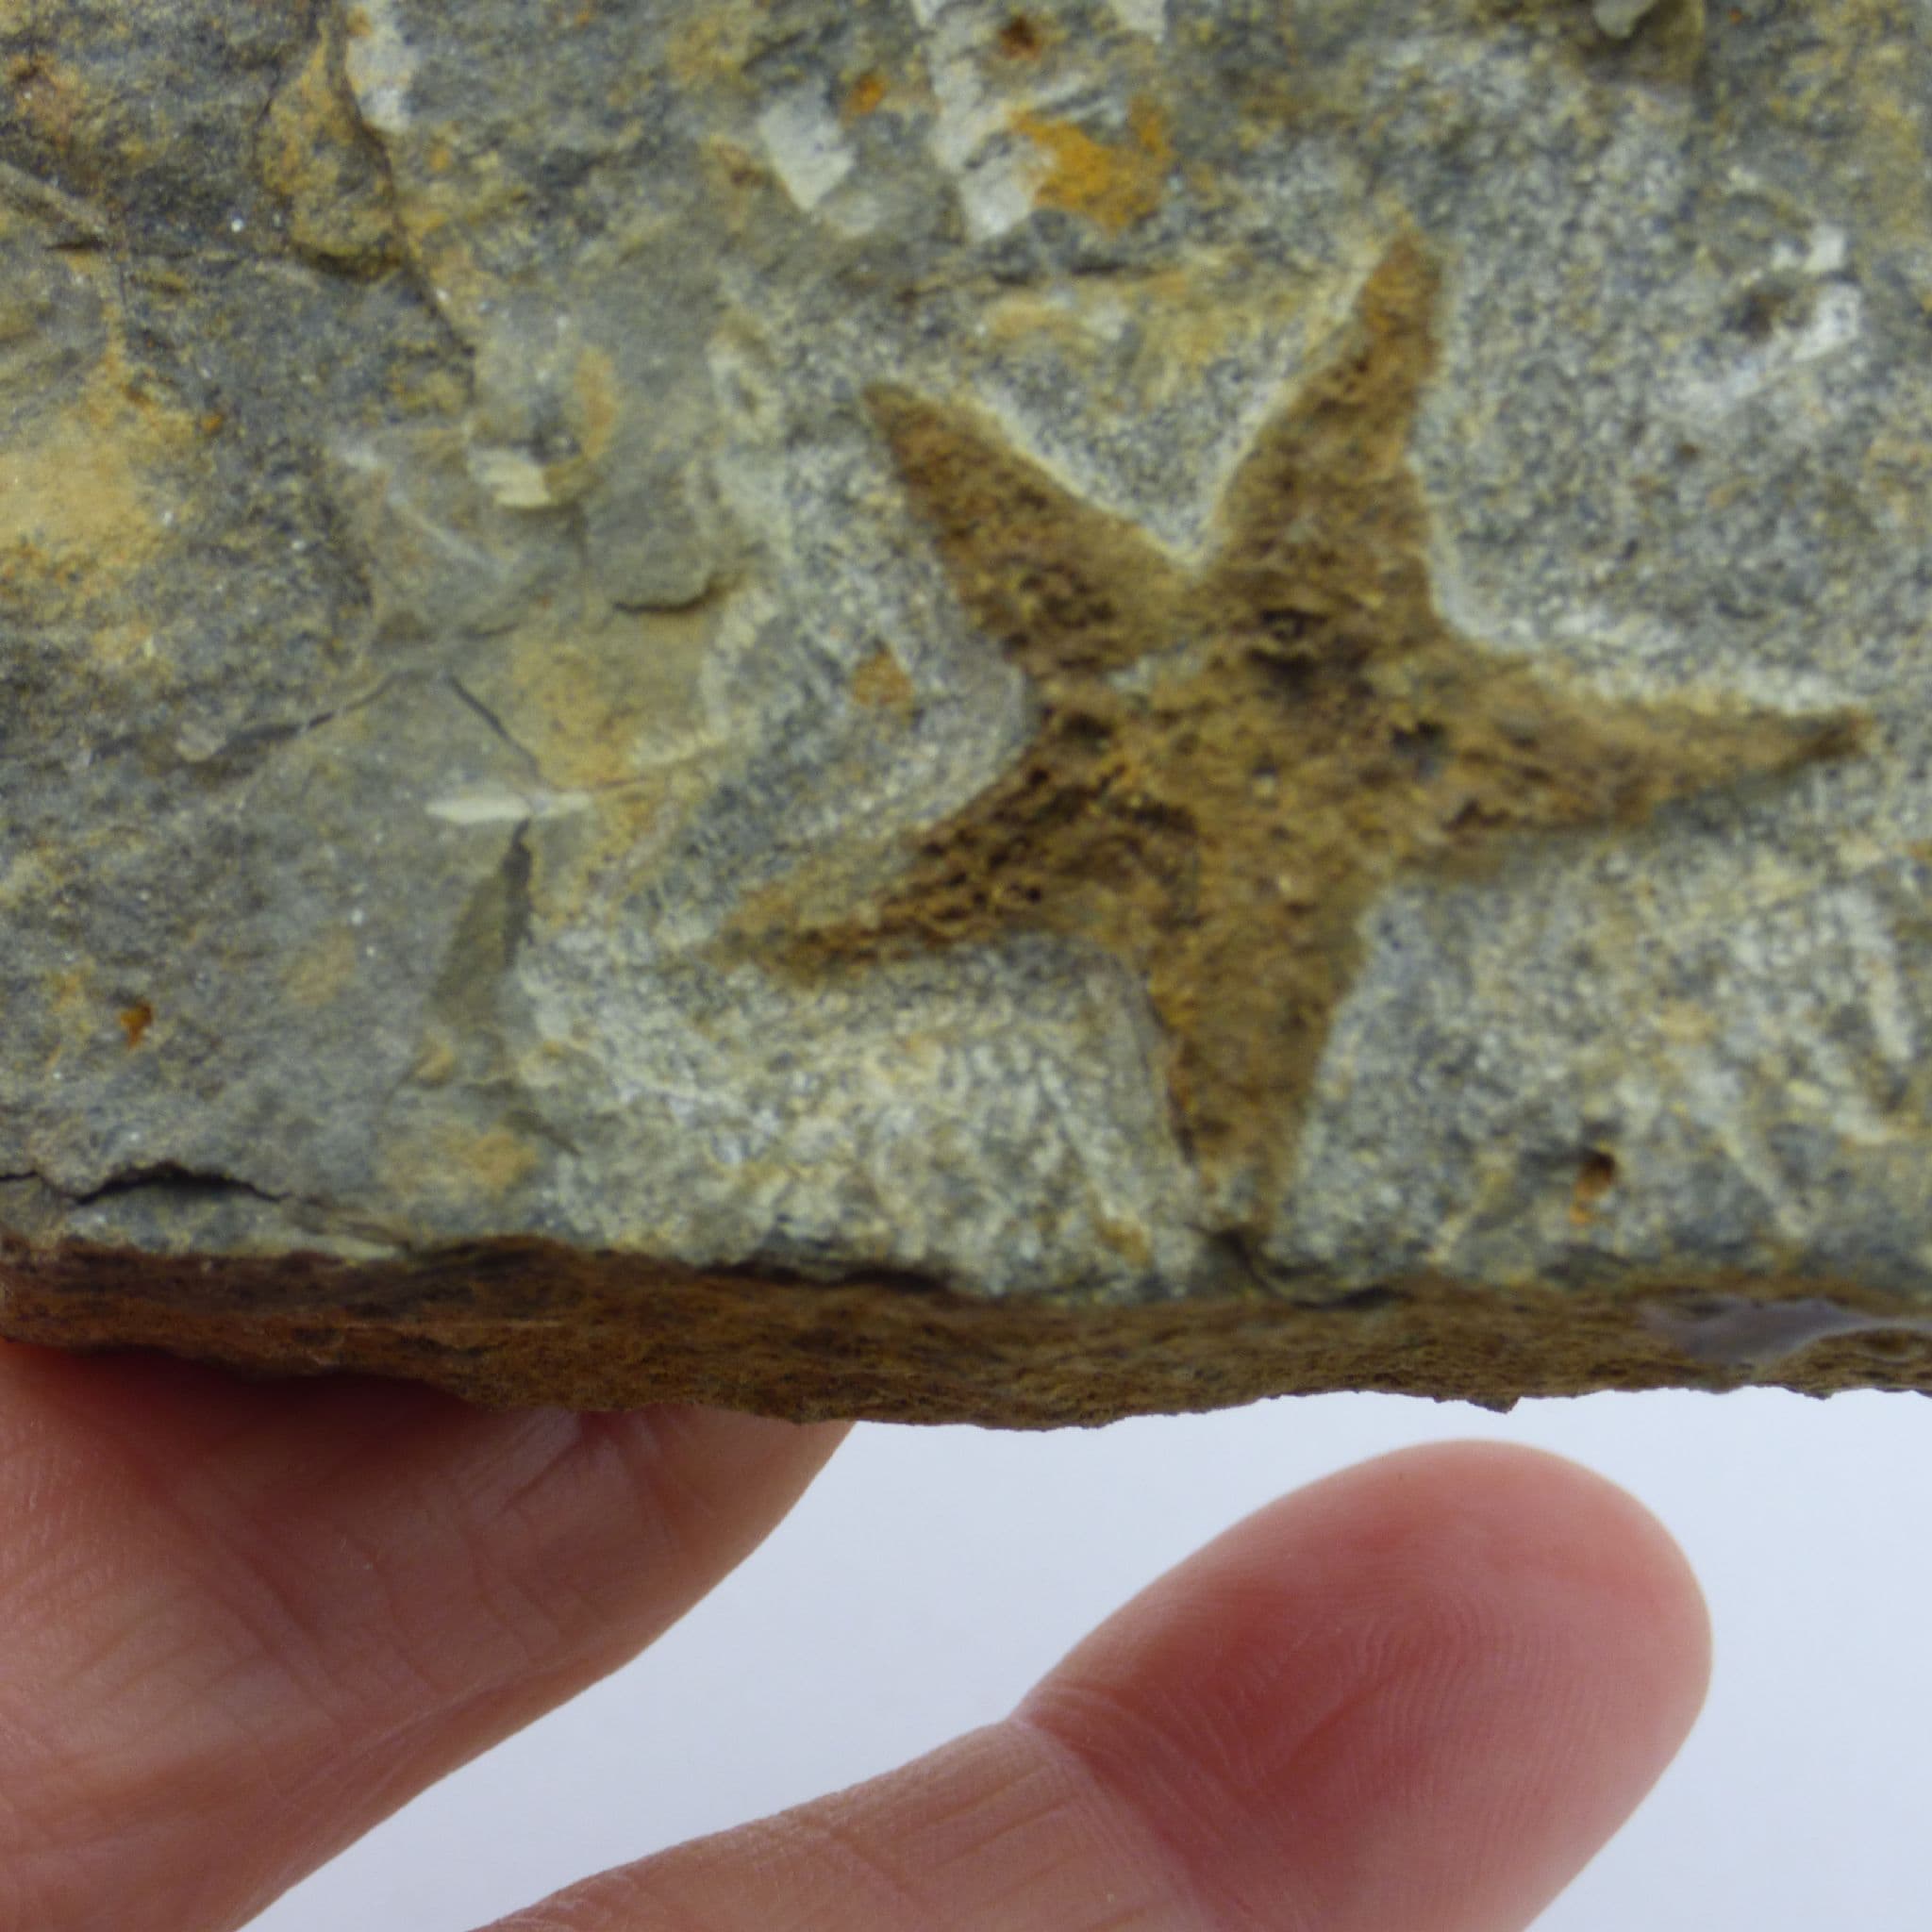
xmin=2 ymin=1227 xmax=1930 ymax=1425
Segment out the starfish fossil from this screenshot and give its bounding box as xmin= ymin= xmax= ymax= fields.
xmin=729 ymin=237 xmax=1869 ymax=1210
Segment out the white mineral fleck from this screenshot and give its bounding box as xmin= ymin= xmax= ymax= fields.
xmin=1591 ymin=0 xmax=1661 ymax=38
xmin=1108 ymin=0 xmax=1169 ymax=36
xmin=343 ymin=0 xmax=419 ymax=135
xmin=757 ymin=86 xmax=856 ymax=212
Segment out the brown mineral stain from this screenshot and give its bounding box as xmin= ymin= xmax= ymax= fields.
xmin=283 ymin=924 xmax=361 ymax=1008
xmin=702 ymin=138 xmax=775 ymax=234
xmin=1092 ymin=1215 xmax=1154 ymax=1266
xmin=386 ymin=359 xmax=469 ymax=417
xmin=1644 ymin=0 xmax=1708 ymax=75
xmin=1865 ymin=421 xmax=1932 ymax=539
xmin=980 ymin=287 xmax=1096 ymax=357
xmin=998 ymin=13 xmax=1048 ymax=59
xmin=464 ymin=1128 xmax=542 ymax=1197
xmin=669 ymin=6 xmax=760 ymax=92
xmin=8 ymin=51 xmax=83 ymax=152
xmin=1124 ymin=263 xmax=1277 ymax=372
xmin=1656 ymin=998 xmax=1720 ymax=1046
xmin=47 ymin=967 xmax=92 ymax=1022
xmin=408 ymin=1024 xmax=461 ymax=1089
xmin=1568 ymin=1147 xmax=1620 ymax=1225
xmin=843 ymin=71 xmax=889 ymax=120
xmin=498 ymin=595 xmax=716 ymax=793
xmin=850 ymin=644 xmax=918 ymax=715
xmin=396 ymin=1124 xmax=544 ymax=1206
xmin=981 ymin=258 xmax=1338 ymax=415
xmin=533 ymin=776 xmax=687 ymax=936
xmin=571 ymin=343 xmax=621 ymax=471
xmin=462 ymin=583 xmax=743 ymax=935
xmin=254 ymin=16 xmax=405 ymax=273
xmin=78 ymin=616 xmax=159 ymax=675
xmin=35 ymin=966 xmax=95 ymax=1078
xmin=1009 ymin=96 xmax=1173 ymax=231
xmin=722 ymin=233 xmax=1870 ymax=1211
xmin=0 ymin=291 xmax=196 ymax=605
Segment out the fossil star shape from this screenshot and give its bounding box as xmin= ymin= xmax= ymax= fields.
xmin=735 ymin=236 xmax=1868 ymax=1212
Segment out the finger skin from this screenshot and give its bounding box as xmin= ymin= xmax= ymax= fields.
xmin=0 ymin=1343 xmax=849 ymax=1932
xmin=493 ymin=1441 xmax=1711 ymax=1932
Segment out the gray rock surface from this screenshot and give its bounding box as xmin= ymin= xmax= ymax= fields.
xmin=3 ymin=0 xmax=1931 ymax=1423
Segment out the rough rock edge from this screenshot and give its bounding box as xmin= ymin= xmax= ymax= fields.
xmin=2 ymin=1235 xmax=1928 ymax=1424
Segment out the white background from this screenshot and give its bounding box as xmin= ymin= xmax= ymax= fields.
xmin=250 ymin=1387 xmax=1931 ymax=1930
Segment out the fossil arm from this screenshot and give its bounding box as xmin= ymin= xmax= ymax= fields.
xmin=731 ymin=241 xmax=1869 ymax=1208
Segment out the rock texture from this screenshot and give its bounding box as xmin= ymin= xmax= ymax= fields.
xmin=5 ymin=0 xmax=1932 ymax=1424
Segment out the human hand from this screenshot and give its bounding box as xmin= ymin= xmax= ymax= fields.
xmin=0 ymin=1344 xmax=1708 ymax=1929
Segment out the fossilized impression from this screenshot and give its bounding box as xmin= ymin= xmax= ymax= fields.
xmin=2 ymin=0 xmax=1930 ymax=1424
xmin=724 ymin=238 xmax=1868 ymax=1222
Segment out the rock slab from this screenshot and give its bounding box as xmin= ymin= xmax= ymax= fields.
xmin=4 ymin=0 xmax=1932 ymax=1424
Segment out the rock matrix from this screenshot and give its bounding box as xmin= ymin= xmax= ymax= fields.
xmin=3 ymin=1 xmax=1930 ymax=1423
